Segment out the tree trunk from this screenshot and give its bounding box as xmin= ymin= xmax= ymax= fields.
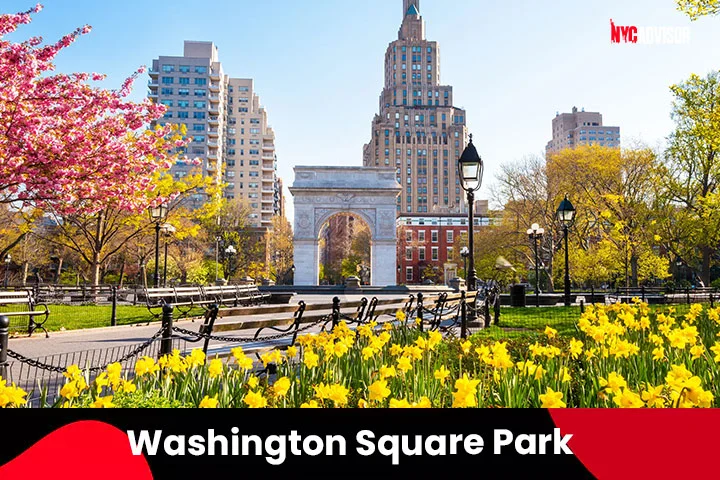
xmin=21 ymin=261 xmax=29 ymax=285
xmin=55 ymin=257 xmax=63 ymax=284
xmin=631 ymin=255 xmax=639 ymax=288
xmin=91 ymin=253 xmax=102 ymax=287
xmin=702 ymin=246 xmax=711 ymax=287
xmin=118 ymin=261 xmax=125 ymax=288
xmin=141 ymin=264 xmax=148 ymax=289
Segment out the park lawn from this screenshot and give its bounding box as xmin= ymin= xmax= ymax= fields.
xmin=1 ymin=304 xmax=206 ymax=334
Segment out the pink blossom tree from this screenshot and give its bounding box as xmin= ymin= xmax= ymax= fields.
xmin=0 ymin=4 xmax=179 ymax=216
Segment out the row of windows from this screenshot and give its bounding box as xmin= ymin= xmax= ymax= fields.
xmin=579 ymin=130 xmax=618 ymax=135
xmin=162 ymin=111 xmax=207 ymax=120
xmin=161 ymin=77 xmax=208 ymax=85
xmin=404 ymin=247 xmax=453 ymax=262
xmin=162 ymin=65 xmax=208 ymax=74
xmin=394 ymin=46 xmax=433 ymax=53
xmin=406 ymin=230 xmax=454 ymax=243
xmin=160 ymin=88 xmax=208 ymax=97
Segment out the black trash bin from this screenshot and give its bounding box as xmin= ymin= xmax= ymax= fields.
xmin=510 ymin=284 xmax=527 ymax=307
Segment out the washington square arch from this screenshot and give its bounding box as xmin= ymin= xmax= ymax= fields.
xmin=290 ymin=167 xmax=402 ymax=286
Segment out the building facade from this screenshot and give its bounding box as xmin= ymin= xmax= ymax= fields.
xmin=149 ymin=41 xmax=281 ymax=229
xmin=546 ymin=106 xmax=621 ymax=154
xmin=363 ymin=0 xmax=469 ymax=216
xmin=396 ymin=203 xmax=490 ymax=285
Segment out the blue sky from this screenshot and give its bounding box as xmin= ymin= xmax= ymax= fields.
xmin=5 ymin=0 xmax=720 ymax=221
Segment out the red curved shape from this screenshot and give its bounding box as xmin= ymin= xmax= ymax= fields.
xmin=550 ymin=410 xmax=720 ymax=480
xmin=0 ymin=420 xmax=153 ymax=479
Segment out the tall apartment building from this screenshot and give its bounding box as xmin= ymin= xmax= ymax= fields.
xmin=546 ymin=106 xmax=621 ymax=155
xmin=363 ymin=0 xmax=469 ymax=215
xmin=149 ymin=41 xmax=281 ymax=229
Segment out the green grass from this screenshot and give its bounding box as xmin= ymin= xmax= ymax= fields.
xmin=0 ymin=304 xmax=206 ymax=334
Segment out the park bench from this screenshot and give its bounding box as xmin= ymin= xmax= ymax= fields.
xmin=0 ymin=290 xmax=50 ymax=338
xmin=143 ymin=286 xmax=209 ymax=318
xmin=420 ymin=291 xmax=478 ymax=332
xmin=201 ymin=284 xmax=271 ymax=308
xmin=182 ymin=295 xmax=420 ymax=360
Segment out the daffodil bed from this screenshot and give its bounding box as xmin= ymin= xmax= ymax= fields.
xmin=2 ymin=301 xmax=719 ymax=409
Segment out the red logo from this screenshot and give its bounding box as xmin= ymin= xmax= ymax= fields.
xmin=610 ymin=19 xmax=638 ymax=43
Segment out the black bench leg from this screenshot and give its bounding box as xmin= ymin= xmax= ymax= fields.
xmin=28 ymin=318 xmax=49 ymax=339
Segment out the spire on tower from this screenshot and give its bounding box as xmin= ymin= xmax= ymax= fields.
xmin=403 ymin=0 xmax=420 ymax=17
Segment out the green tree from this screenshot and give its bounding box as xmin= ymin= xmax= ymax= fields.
xmin=659 ymin=71 xmax=720 ymax=286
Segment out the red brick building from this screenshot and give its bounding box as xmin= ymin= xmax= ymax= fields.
xmin=396 ymin=209 xmax=490 ymax=285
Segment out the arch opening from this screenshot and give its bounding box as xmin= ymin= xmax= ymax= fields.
xmin=318 ymin=213 xmax=372 ymax=286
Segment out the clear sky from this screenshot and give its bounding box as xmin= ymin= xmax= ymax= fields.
xmin=5 ymin=0 xmax=720 ymax=221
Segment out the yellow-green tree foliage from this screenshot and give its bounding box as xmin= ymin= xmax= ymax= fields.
xmin=677 ymin=0 xmax=719 ymax=19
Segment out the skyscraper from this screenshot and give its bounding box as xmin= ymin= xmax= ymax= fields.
xmin=546 ymin=106 xmax=621 ymax=154
xmin=149 ymin=41 xmax=281 ymax=229
xmin=363 ymin=0 xmax=469 ymax=215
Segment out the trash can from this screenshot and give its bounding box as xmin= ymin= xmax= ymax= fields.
xmin=510 ymin=284 xmax=526 ymax=307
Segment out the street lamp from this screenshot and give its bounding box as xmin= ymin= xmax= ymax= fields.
xmin=527 ymin=223 xmax=545 ymax=308
xmin=225 ymin=245 xmax=237 ymax=282
xmin=458 ymin=134 xmax=484 ymax=294
xmin=161 ymin=223 xmax=176 ymax=288
xmin=3 ymin=254 xmax=11 ymax=288
xmin=556 ymin=195 xmax=576 ymax=307
xmin=148 ymin=203 xmax=168 ymax=288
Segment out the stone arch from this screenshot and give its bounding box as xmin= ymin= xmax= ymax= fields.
xmin=290 ymin=167 xmax=401 ymax=286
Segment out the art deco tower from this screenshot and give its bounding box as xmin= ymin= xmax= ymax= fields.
xmin=363 ymin=0 xmax=469 ymax=215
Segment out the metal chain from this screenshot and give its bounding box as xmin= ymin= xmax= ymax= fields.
xmin=6 ymin=329 xmax=164 ymax=374
xmin=171 ymin=316 xmax=327 ymax=344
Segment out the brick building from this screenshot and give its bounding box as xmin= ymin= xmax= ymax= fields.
xmin=396 ymin=202 xmax=489 ymax=285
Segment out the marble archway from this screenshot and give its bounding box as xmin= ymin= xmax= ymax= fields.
xmin=290 ymin=167 xmax=401 ymax=286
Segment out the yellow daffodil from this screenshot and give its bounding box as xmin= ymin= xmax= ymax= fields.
xmin=368 ymin=380 xmax=391 ymax=402
xmin=273 ymin=377 xmax=291 ymax=398
xmin=243 ymin=390 xmax=268 ymax=409
xmin=199 ymin=395 xmax=219 ymax=408
xmin=539 ymin=388 xmax=566 ymax=409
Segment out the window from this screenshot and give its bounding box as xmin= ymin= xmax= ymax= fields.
xmin=406 ymin=231 xmax=412 ymax=242
xmin=178 ymin=77 xmax=190 ymax=85
xmin=419 ymin=247 xmax=426 ymax=261
xmin=179 ymin=65 xmax=190 ymax=73
xmin=161 ymin=87 xmax=173 ymax=95
xmin=418 ymin=231 xmax=426 ymax=242
xmin=177 ymin=100 xmax=189 ymax=108
xmin=447 ymin=247 xmax=453 ymax=259
xmin=194 ymin=66 xmax=207 ymax=74
xmin=193 ymin=101 xmax=206 ymax=108
xmin=178 ymin=88 xmax=189 ymax=96
xmin=193 ymin=135 xmax=205 ymax=143
xmin=161 ymin=65 xmax=175 ymax=73
xmin=431 ymin=231 xmax=439 ymax=243
xmin=406 ymin=247 xmax=413 ymax=261
xmin=161 ymin=77 xmax=174 ymax=85
xmin=432 ymin=247 xmax=439 ymax=261
xmin=177 ymin=111 xmax=188 ymax=119
xmin=447 ymin=231 xmax=454 ymax=243
xmin=192 ymin=123 xmax=205 ymax=132
xmin=194 ymin=89 xmax=206 ymax=97
xmin=406 ymin=267 xmax=413 ymax=282
xmin=195 ymin=78 xmax=207 ymax=85
xmin=160 ymin=100 xmax=173 ymax=107
xmin=193 ymin=111 xmax=206 ymax=119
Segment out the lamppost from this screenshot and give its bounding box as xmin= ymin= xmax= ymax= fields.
xmin=460 ymin=247 xmax=470 ymax=285
xmin=161 ymin=223 xmax=176 ymax=288
xmin=458 ymin=134 xmax=484 ymax=294
xmin=556 ymin=195 xmax=576 ymax=307
xmin=3 ymin=254 xmax=11 ymax=288
xmin=225 ymin=245 xmax=237 ymax=283
xmin=527 ymin=223 xmax=545 ymax=308
xmin=148 ymin=203 xmax=168 ymax=288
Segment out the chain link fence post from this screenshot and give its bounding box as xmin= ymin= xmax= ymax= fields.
xmin=416 ymin=293 xmax=424 ymax=332
xmin=160 ymin=304 xmax=174 ymax=358
xmin=110 ymin=286 xmax=118 ymax=327
xmin=331 ymin=297 xmax=340 ymax=330
xmin=0 ymin=316 xmax=9 ymax=380
xmin=460 ymin=291 xmax=467 ymax=340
